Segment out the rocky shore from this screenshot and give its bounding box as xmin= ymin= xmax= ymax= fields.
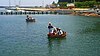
xmin=72 ymin=12 xmax=100 ymax=17
xmin=71 ymin=8 xmax=100 ymax=17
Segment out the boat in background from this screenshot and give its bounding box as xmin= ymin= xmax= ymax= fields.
xmin=26 ymin=15 xmax=35 ymax=22
xmin=26 ymin=19 xmax=35 ymax=22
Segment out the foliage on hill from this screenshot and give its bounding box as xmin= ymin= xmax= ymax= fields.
xmin=58 ymin=2 xmax=68 ymax=8
xmin=75 ymin=1 xmax=100 ymax=8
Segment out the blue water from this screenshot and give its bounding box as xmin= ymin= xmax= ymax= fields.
xmin=0 ymin=15 xmax=100 ymax=56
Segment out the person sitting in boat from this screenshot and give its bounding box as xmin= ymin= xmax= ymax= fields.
xmin=27 ymin=15 xmax=33 ymax=19
xmin=27 ymin=15 xmax=29 ymax=19
xmin=57 ymin=28 xmax=63 ymax=35
xmin=48 ymin=22 xmax=53 ymax=33
xmin=29 ymin=16 xmax=33 ymax=19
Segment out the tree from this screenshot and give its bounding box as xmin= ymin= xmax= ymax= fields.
xmin=52 ymin=1 xmax=56 ymax=5
xmin=58 ymin=2 xmax=68 ymax=9
xmin=75 ymin=1 xmax=97 ymax=8
xmin=51 ymin=1 xmax=58 ymax=8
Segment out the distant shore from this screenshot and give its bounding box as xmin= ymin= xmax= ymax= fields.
xmin=0 ymin=7 xmax=100 ymax=17
xmin=71 ymin=8 xmax=100 ymax=17
xmin=72 ymin=12 xmax=100 ymax=17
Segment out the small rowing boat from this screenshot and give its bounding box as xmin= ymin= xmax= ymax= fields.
xmin=26 ymin=19 xmax=35 ymax=22
xmin=26 ymin=15 xmax=35 ymax=22
xmin=47 ymin=32 xmax=66 ymax=38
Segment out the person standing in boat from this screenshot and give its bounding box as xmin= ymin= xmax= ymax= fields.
xmin=48 ymin=22 xmax=54 ymax=33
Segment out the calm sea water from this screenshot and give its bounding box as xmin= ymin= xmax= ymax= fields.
xmin=0 ymin=15 xmax=100 ymax=56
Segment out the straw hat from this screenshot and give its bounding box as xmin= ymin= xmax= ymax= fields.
xmin=48 ymin=22 xmax=52 ymax=25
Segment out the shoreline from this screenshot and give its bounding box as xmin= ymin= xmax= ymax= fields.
xmin=72 ymin=12 xmax=100 ymax=17
xmin=0 ymin=8 xmax=100 ymax=17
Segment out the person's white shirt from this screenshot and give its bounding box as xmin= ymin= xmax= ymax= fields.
xmin=60 ymin=30 xmax=63 ymax=34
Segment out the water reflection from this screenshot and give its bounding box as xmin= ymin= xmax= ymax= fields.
xmin=25 ymin=21 xmax=36 ymax=29
xmin=47 ymin=38 xmax=66 ymax=56
xmin=26 ymin=21 xmax=35 ymax=25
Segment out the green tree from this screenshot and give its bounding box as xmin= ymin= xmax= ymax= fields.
xmin=58 ymin=2 xmax=67 ymax=9
xmin=52 ymin=1 xmax=56 ymax=5
xmin=95 ymin=2 xmax=100 ymax=8
xmin=52 ymin=1 xmax=58 ymax=7
xmin=75 ymin=2 xmax=82 ymax=8
xmin=75 ymin=1 xmax=96 ymax=8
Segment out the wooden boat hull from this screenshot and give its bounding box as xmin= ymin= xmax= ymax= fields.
xmin=48 ymin=32 xmax=66 ymax=38
xmin=26 ymin=19 xmax=35 ymax=22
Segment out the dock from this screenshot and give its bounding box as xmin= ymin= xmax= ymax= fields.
xmin=0 ymin=7 xmax=74 ymax=15
xmin=0 ymin=11 xmax=57 ymax=15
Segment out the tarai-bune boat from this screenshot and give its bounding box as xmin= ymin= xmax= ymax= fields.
xmin=26 ymin=19 xmax=35 ymax=22
xmin=26 ymin=15 xmax=35 ymax=22
xmin=47 ymin=32 xmax=66 ymax=38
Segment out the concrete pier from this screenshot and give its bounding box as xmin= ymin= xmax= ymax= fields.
xmin=0 ymin=11 xmax=56 ymax=15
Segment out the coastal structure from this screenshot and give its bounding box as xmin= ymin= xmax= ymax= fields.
xmin=0 ymin=10 xmax=56 ymax=15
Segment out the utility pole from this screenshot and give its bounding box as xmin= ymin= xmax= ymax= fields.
xmin=42 ymin=0 xmax=44 ymax=7
xmin=9 ymin=0 xmax=11 ymax=7
xmin=19 ymin=0 xmax=21 ymax=6
xmin=14 ymin=0 xmax=16 ymax=6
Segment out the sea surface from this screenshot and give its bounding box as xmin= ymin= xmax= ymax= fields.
xmin=0 ymin=15 xmax=100 ymax=56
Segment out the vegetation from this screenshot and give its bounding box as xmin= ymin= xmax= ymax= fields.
xmin=52 ymin=1 xmax=57 ymax=5
xmin=95 ymin=2 xmax=100 ymax=5
xmin=50 ymin=0 xmax=100 ymax=8
xmin=52 ymin=1 xmax=58 ymax=7
xmin=58 ymin=2 xmax=68 ymax=9
xmin=75 ymin=1 xmax=100 ymax=8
